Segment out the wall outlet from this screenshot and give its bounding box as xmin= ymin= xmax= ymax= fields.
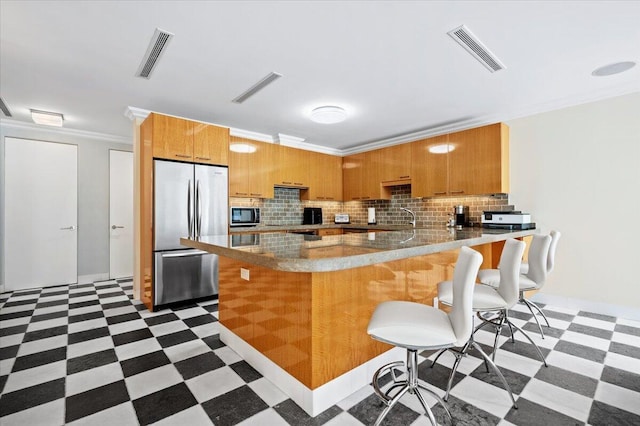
xmin=240 ymin=268 xmax=250 ymax=281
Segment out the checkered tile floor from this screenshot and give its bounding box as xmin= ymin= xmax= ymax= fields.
xmin=1 ymin=279 xmax=639 ymax=425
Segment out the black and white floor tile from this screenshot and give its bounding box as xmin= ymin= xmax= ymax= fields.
xmin=1 ymin=279 xmax=639 ymax=425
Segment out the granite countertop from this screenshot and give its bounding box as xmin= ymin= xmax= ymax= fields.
xmin=180 ymin=227 xmax=537 ymax=273
xmin=228 ymin=223 xmax=413 ymax=233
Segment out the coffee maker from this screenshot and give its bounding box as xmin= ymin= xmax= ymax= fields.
xmin=454 ymin=205 xmax=468 ymax=227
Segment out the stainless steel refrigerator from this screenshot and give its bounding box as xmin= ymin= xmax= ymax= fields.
xmin=153 ymin=159 xmax=228 ymax=307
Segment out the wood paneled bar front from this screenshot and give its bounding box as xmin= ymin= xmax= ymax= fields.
xmin=180 ymin=227 xmax=535 ymax=416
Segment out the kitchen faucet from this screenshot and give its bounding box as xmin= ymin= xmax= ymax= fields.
xmin=400 ymin=207 xmax=416 ymax=228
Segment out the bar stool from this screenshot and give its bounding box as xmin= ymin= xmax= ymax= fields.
xmin=435 ymin=239 xmax=530 ymax=408
xmin=367 ymin=246 xmax=483 ymax=426
xmin=478 ymin=232 xmax=558 ymax=338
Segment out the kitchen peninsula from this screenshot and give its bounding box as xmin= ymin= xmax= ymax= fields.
xmin=180 ymin=227 xmax=536 ymax=415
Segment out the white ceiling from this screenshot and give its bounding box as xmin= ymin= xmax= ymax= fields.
xmin=1 ymin=1 xmax=639 ymax=153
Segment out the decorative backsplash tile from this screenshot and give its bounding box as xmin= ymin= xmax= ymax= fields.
xmin=230 ymin=185 xmax=512 ymax=228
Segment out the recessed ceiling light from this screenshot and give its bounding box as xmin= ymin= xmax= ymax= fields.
xmin=591 ymin=61 xmax=636 ymax=77
xmin=31 ymin=109 xmax=64 ymax=127
xmin=310 ymin=106 xmax=347 ymax=124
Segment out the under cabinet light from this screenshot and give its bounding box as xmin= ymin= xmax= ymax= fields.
xmin=31 ymin=109 xmax=64 ymax=127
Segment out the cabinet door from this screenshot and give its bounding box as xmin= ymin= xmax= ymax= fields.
xmin=229 ymin=137 xmax=251 ymax=197
xmin=248 ymin=141 xmax=275 ymax=198
xmin=151 ymin=114 xmax=193 ymax=161
xmin=275 ymin=145 xmax=309 ymax=187
xmin=361 ymin=150 xmax=382 ymax=200
xmin=342 ymin=153 xmax=364 ymax=200
xmin=411 ymin=135 xmax=449 ymax=197
xmin=379 ymin=144 xmax=411 ymax=182
xmin=193 ymin=123 xmax=229 ymax=165
xmin=302 ymin=152 xmax=343 ymax=201
xmin=448 ymin=123 xmax=508 ymax=195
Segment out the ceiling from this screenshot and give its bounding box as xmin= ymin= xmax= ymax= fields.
xmin=1 ymin=1 xmax=639 ymax=154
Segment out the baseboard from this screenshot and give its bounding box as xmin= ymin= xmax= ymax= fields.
xmin=531 ymin=293 xmax=640 ymax=321
xmin=78 ymin=273 xmax=110 ymax=284
xmin=220 ymin=324 xmax=404 ymax=417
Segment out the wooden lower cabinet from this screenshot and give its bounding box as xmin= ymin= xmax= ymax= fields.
xmin=218 ymin=243 xmax=494 ymax=389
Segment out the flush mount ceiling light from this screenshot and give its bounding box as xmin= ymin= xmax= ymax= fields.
xmin=31 ymin=109 xmax=64 ymax=127
xmin=591 ymin=61 xmax=636 ymax=77
xmin=310 ymin=106 xmax=347 ymax=124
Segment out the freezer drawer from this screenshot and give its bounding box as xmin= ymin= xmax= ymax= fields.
xmin=154 ymin=249 xmax=218 ymax=307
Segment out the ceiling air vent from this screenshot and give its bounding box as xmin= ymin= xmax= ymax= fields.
xmin=447 ymin=25 xmax=505 ymax=73
xmin=0 ymin=97 xmax=12 ymax=117
xmin=232 ymin=72 xmax=282 ymax=103
xmin=136 ymin=28 xmax=174 ymax=79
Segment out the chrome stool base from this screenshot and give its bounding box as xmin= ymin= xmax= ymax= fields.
xmin=430 ymin=335 xmax=518 ymax=409
xmin=372 ymin=349 xmax=452 ymax=426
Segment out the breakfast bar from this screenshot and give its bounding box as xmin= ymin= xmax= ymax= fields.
xmin=181 ymin=227 xmax=536 ymax=416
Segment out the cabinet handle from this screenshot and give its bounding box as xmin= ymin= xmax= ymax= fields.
xmin=294 ymin=182 xmax=304 ymax=186
xmin=235 ymin=192 xmax=248 ymax=196
xmin=195 ymin=156 xmax=211 ymax=160
xmin=250 ymin=193 xmax=262 ymax=196
xmin=325 ymin=197 xmax=334 ymax=200
xmin=361 ymin=197 xmax=370 ymax=199
xmin=450 ymin=190 xmax=464 ymax=194
xmin=175 ymin=154 xmax=190 ymax=158
xmin=400 ymin=175 xmax=410 ymax=179
xmin=434 ymin=191 xmax=447 ymax=195
xmin=282 ymin=181 xmax=292 ymax=185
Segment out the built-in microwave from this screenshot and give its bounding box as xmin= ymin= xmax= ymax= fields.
xmin=230 ymin=207 xmax=260 ymax=227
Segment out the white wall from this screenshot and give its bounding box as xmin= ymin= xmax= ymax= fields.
xmin=507 ymin=92 xmax=640 ymax=317
xmin=1 ymin=121 xmax=132 ymax=290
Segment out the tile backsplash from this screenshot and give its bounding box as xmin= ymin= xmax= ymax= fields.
xmin=231 ymin=185 xmax=513 ymax=227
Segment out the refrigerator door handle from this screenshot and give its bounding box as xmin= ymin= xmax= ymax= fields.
xmin=196 ymin=180 xmax=202 ymax=238
xmin=187 ymin=179 xmax=193 ymax=238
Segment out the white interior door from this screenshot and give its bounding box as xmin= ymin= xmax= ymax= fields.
xmin=109 ymin=150 xmax=133 ymax=279
xmin=4 ymin=137 xmax=78 ymax=290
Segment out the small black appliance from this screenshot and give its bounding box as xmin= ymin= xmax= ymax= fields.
xmin=303 ymin=207 xmax=322 ymax=225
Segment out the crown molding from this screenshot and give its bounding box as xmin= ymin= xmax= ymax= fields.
xmin=340 ymin=85 xmax=640 ymax=155
xmin=0 ymin=118 xmax=131 ymax=144
xmin=229 ymin=128 xmax=274 ymax=143
xmin=124 ymin=106 xmax=150 ymax=121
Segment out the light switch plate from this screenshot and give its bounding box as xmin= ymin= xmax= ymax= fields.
xmin=240 ymin=268 xmax=250 ymax=281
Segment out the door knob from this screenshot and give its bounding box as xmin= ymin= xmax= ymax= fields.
xmin=60 ymin=226 xmax=76 ymax=230
xmin=111 ymin=225 xmax=125 ymax=230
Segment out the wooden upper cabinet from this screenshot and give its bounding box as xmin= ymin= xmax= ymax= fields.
xmin=411 ymin=123 xmax=509 ymax=198
xmin=379 ymin=144 xmax=411 ymax=183
xmin=193 ymin=122 xmax=229 ymax=165
xmin=274 ymin=145 xmax=310 ymax=188
xmin=343 ymin=150 xmax=381 ymax=200
xmin=411 ymin=134 xmax=449 ymax=198
xmin=150 ymin=114 xmax=193 ymax=160
xmin=149 ymin=113 xmax=229 ymax=165
xmin=229 ymin=137 xmax=274 ymax=198
xmin=448 ymin=123 xmax=509 ymax=195
xmin=302 ymin=152 xmax=343 ymax=201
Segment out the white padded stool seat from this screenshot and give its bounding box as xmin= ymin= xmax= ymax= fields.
xmin=367 ymin=301 xmax=458 ymax=350
xmin=478 ymin=270 xmax=539 ymax=292
xmin=438 ymin=281 xmax=513 ymax=312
